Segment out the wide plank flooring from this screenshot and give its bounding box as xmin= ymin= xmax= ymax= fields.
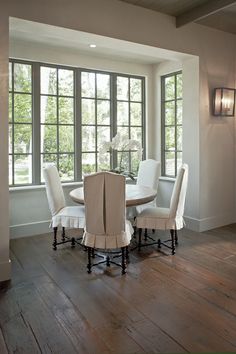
xmin=1 ymin=225 xmax=236 ymax=353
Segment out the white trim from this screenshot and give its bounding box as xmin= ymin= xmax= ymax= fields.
xmin=10 ymin=220 xmax=51 ymax=239
xmin=184 ymin=212 xmax=235 ymax=232
xmin=0 ymin=260 xmax=11 ymax=282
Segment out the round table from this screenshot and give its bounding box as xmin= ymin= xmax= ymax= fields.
xmin=70 ymin=184 xmax=157 ymax=207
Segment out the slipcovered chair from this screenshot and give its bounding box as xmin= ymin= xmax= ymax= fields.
xmin=136 ymin=164 xmax=188 ymax=254
xmin=83 ymin=172 xmax=133 ymax=274
xmin=43 ymin=165 xmax=85 ymax=250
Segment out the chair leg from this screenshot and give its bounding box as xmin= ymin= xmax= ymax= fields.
xmin=170 ymin=229 xmax=175 ymax=255
xmin=121 ymin=247 xmax=126 ymax=275
xmin=174 ymin=229 xmax=178 ymax=245
xmin=71 ymin=237 xmax=75 ymax=248
xmin=87 ymin=247 xmax=92 ymax=273
xmin=53 ymin=227 xmax=57 ymax=250
xmin=126 ymin=246 xmax=130 ymax=263
xmin=157 ymin=238 xmax=161 ymax=250
xmin=106 ymin=255 xmax=110 ymax=267
xmin=144 ymin=228 xmax=148 ymax=241
xmin=138 ymin=228 xmax=142 ymax=251
xmin=61 ymin=227 xmax=65 ymax=242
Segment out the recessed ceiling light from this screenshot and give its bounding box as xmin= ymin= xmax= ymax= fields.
xmin=89 ymin=44 xmax=96 ymax=48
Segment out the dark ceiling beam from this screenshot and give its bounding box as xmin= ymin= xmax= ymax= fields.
xmin=176 ymin=0 xmax=236 ymax=27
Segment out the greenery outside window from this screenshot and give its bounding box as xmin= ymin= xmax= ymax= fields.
xmin=9 ymin=59 xmax=145 ymax=186
xmin=161 ymin=71 xmax=182 ymax=177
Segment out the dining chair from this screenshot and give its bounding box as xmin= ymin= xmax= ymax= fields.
xmin=43 ymin=165 xmax=85 ymax=250
xmin=83 ymin=172 xmax=133 ymax=274
xmin=135 ymin=164 xmax=188 ymax=254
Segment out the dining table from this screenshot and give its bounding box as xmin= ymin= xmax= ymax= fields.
xmin=70 ymin=184 xmax=157 ymax=207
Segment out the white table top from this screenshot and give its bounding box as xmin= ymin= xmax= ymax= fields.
xmin=70 ymin=184 xmax=157 ymax=207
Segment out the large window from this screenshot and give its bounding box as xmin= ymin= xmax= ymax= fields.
xmin=161 ymin=71 xmax=182 ymax=177
xmin=9 ymin=60 xmax=145 ymax=186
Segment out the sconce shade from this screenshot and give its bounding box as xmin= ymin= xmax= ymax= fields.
xmin=213 ymin=88 xmax=235 ymax=116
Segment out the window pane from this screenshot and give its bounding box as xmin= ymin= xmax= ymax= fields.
xmin=97 ymin=100 xmax=110 ymax=125
xmin=177 ymin=100 xmax=182 ymax=124
xmin=41 ymin=125 xmax=57 ymax=153
xmin=41 ymin=154 xmax=57 ymax=182
xmin=14 ymin=63 xmax=31 ymax=93
xmin=177 ymin=152 xmax=182 ymax=172
xmin=82 ymin=99 xmax=95 ymax=124
xmin=165 ymin=101 xmax=175 ymax=125
xmin=97 ymin=126 xmax=110 ymax=149
xmin=117 ymin=126 xmax=129 ymax=141
xmin=98 ymin=153 xmax=110 ymax=171
xmin=165 ymin=76 xmax=175 ymax=100
xmin=9 ymin=155 xmax=12 ymax=185
xmin=9 ymin=125 xmax=12 ymax=154
xmin=130 ymin=78 xmax=142 ymax=101
xmin=9 ymin=94 xmax=12 ymax=122
xmin=14 ymin=94 xmax=32 ymax=123
xmin=58 ymin=69 xmax=74 ymax=96
xmin=117 ymin=77 xmax=128 ymax=101
xmin=130 ymin=127 xmax=142 ymax=146
xmin=177 ymin=74 xmax=182 ymax=98
xmin=131 ymin=151 xmax=139 ymax=174
xmin=82 ymin=126 xmax=95 ymax=152
xmin=165 ymin=152 xmax=175 ymax=176
xmin=41 ymin=96 xmax=57 ymax=124
xmin=40 ymin=67 xmax=57 ymax=95
xmin=97 ymin=74 xmax=110 ymax=99
xmin=9 ymin=63 xmax=12 ymax=91
xmin=130 ymin=102 xmax=142 ymax=126
xmin=117 ymin=101 xmax=129 ymax=125
xmin=81 ymin=72 xmax=95 ymax=98
xmin=14 ymin=124 xmax=32 ymax=154
xmin=14 ymin=154 xmax=32 ymax=184
xmin=177 ymin=126 xmax=182 ymax=151
xmin=82 ymin=153 xmax=96 ymax=175
xmin=117 ymin=151 xmax=129 ymax=171
xmin=165 ymin=127 xmax=175 ymax=150
xmin=59 ymin=154 xmax=74 ymax=181
xmin=59 ymin=97 xmax=74 ymax=124
xmin=59 ymin=126 xmax=74 ymax=152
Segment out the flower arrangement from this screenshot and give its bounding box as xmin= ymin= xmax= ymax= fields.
xmin=98 ymin=132 xmax=143 ymax=179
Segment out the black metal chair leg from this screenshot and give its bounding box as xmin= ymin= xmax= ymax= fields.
xmin=53 ymin=227 xmax=57 ymax=250
xmin=152 ymin=229 xmax=155 ymax=233
xmin=71 ymin=237 xmax=75 ymax=248
xmin=87 ymin=247 xmax=92 ymax=273
xmin=170 ymin=229 xmax=175 ymax=255
xmin=121 ymin=247 xmax=126 ymax=275
xmin=61 ymin=227 xmax=65 ymax=242
xmin=106 ymin=255 xmax=110 ymax=267
xmin=138 ymin=228 xmax=142 ymax=251
xmin=174 ymin=229 xmax=178 ymax=245
xmin=126 ymin=246 xmax=130 ymax=263
xmin=157 ymin=238 xmax=161 ymax=250
xmin=144 ymin=228 xmax=148 ymax=241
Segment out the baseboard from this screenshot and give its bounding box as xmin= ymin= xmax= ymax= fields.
xmin=10 ymin=220 xmax=51 ymax=239
xmin=184 ymin=212 xmax=235 ymax=232
xmin=0 ymin=260 xmax=11 ymax=282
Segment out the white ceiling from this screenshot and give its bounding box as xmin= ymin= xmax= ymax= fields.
xmin=9 ymin=17 xmax=193 ymax=65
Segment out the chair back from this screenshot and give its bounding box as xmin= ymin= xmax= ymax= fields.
xmin=137 ymin=159 xmax=160 ymax=190
xmin=169 ymin=164 xmax=188 ymax=218
xmin=43 ymin=165 xmax=66 ymax=216
xmin=84 ymin=172 xmax=126 ymax=236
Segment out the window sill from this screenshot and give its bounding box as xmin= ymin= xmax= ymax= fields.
xmin=9 ymin=181 xmax=83 ymax=193
xmin=159 ymin=176 xmax=176 ymax=183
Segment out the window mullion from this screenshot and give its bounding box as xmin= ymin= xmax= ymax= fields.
xmin=32 ymin=62 xmax=40 ymax=184
xmin=112 ymin=74 xmax=117 ymax=170
xmin=75 ymin=69 xmax=81 ymax=181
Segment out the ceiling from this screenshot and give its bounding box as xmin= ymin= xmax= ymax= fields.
xmin=118 ymin=0 xmax=236 ymax=34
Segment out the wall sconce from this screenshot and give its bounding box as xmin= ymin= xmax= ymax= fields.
xmin=213 ymin=88 xmax=235 ymax=116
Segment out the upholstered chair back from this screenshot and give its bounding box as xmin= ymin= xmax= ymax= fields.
xmin=137 ymin=159 xmax=161 ymax=190
xmin=84 ymin=172 xmax=126 ymax=236
xmin=169 ymin=164 xmax=188 ymax=218
xmin=43 ymin=165 xmax=66 ymax=217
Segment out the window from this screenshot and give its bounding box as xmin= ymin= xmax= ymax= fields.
xmin=161 ymin=71 xmax=182 ymax=177
xmin=9 ymin=60 xmax=145 ymax=186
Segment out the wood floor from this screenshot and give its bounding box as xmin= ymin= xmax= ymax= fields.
xmin=1 ymin=225 xmax=236 ymax=353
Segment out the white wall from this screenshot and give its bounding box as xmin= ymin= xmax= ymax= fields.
xmin=1 ymin=0 xmax=236 ymax=280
